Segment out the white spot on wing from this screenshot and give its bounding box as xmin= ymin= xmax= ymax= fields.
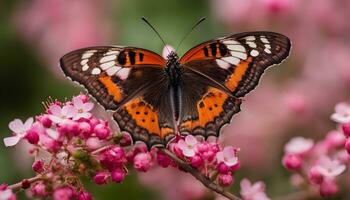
xmin=264 ymin=48 xmax=272 ymax=54
xmin=250 ymin=50 xmax=259 ymax=57
xmin=246 ymin=41 xmax=257 ymax=48
xmin=100 ymin=55 xmax=117 ymax=63
xmin=91 ymin=68 xmax=101 ymax=75
xmin=117 ymin=68 xmax=130 ymax=80
xmin=265 ymin=44 xmax=271 ymax=49
xmin=80 ymin=59 xmax=89 ymax=65
xmin=260 ymin=37 xmax=269 ymax=44
xmin=216 ymin=59 xmax=231 ymax=69
xmin=82 ymin=64 xmax=89 ymax=71
xmin=100 ymin=61 xmax=115 ymax=70
xmin=223 ymin=40 xmax=240 ymax=45
xmin=106 ymin=66 xmax=121 ymax=76
xmin=227 ymin=44 xmax=245 ymax=52
xmin=222 ymin=57 xmax=240 ymax=65
xmin=105 ymin=50 xmax=119 ymax=55
xmin=244 ymin=36 xmax=256 ymax=41
xmin=231 ymin=51 xmax=247 ymax=60
xmin=82 ymin=52 xmax=94 ymax=59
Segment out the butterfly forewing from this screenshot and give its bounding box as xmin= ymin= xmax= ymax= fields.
xmin=60 ymin=46 xmax=176 ymax=148
xmin=178 ymin=31 xmax=291 ymax=137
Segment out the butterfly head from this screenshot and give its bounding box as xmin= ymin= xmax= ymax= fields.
xmin=166 ymin=51 xmax=180 ymax=67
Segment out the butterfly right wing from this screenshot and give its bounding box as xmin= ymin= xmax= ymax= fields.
xmin=60 ymin=46 xmax=176 ymax=148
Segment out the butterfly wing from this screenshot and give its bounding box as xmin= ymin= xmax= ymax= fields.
xmin=60 ymin=46 xmax=175 ymax=148
xmin=179 ymin=31 xmax=291 ymax=137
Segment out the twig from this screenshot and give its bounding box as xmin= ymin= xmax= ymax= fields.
xmin=159 ymin=148 xmax=241 ymax=200
xmin=8 ymin=175 xmax=42 ymax=191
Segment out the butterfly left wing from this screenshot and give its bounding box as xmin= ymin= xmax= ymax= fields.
xmin=179 ymin=32 xmax=291 ymax=137
xmin=60 ymin=46 xmax=176 ymax=148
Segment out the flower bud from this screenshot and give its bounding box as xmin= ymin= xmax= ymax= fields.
xmin=40 ymin=115 xmax=52 ymax=128
xmin=133 ymin=152 xmax=152 ymax=172
xmin=320 ymin=178 xmax=338 ymax=197
xmin=190 ymin=155 xmax=203 ymax=168
xmin=32 ymin=160 xmax=44 ymax=173
xmin=93 ymin=171 xmax=109 ymax=185
xmin=53 ymin=187 xmax=74 ymax=200
xmin=218 ymin=173 xmax=233 ymax=187
xmin=78 ymin=190 xmax=93 ymax=200
xmin=341 ymin=123 xmax=350 ymax=137
xmin=345 ymin=138 xmax=350 ymax=155
xmin=79 ymin=122 xmax=92 ymax=138
xmin=94 ymin=124 xmax=110 ymax=140
xmin=217 ymin=162 xmax=230 ymax=174
xmin=31 ymin=182 xmax=47 ymax=197
xmin=26 ymin=129 xmax=39 ymax=144
xmin=309 ymin=166 xmax=323 ymax=185
xmin=111 ymin=168 xmax=126 ymax=183
xmin=282 ymin=154 xmax=302 ymax=170
xmin=157 ymin=151 xmax=172 ymax=168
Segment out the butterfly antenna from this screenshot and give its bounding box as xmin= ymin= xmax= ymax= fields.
xmin=175 ymin=17 xmax=206 ymax=52
xmin=141 ymin=17 xmax=171 ymax=53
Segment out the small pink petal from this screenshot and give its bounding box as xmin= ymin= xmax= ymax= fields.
xmin=48 ymin=115 xmax=63 ymax=124
xmin=3 ymin=135 xmax=21 ymax=147
xmin=177 ymin=139 xmax=187 ymax=150
xmin=183 ymin=148 xmax=196 ymax=157
xmin=216 ymin=151 xmax=224 ymax=163
xmin=185 ymin=135 xmax=197 ymax=146
xmin=49 ymin=105 xmax=62 ymax=116
xmin=73 ymin=96 xmax=84 ymax=109
xmin=8 ymin=119 xmax=24 ymax=134
xmin=24 ymin=117 xmax=34 ymax=130
xmin=62 ymin=105 xmax=77 ymax=118
xmin=46 ymin=129 xmax=60 ymax=140
xmin=83 ymin=102 xmax=94 ymax=111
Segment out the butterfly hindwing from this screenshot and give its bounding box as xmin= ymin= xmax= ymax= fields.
xmin=60 ymin=46 xmax=176 ymax=148
xmin=179 ymin=31 xmax=291 ymax=137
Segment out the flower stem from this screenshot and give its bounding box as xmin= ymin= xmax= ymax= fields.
xmin=159 ymin=148 xmax=241 ymax=200
xmin=8 ymin=175 xmax=42 ymax=191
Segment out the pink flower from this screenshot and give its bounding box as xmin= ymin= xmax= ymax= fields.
xmin=282 ymin=154 xmax=302 ymax=170
xmin=133 ymin=152 xmax=152 ymax=172
xmin=3 ymin=117 xmax=33 ymax=147
xmin=313 ymin=156 xmax=346 ymax=177
xmin=111 ymin=168 xmax=126 ymax=183
xmin=216 ymin=146 xmax=239 ymax=167
xmin=331 ymin=102 xmax=350 ymax=124
xmin=77 ymin=191 xmax=92 ymax=200
xmin=32 ymin=159 xmax=44 ymax=173
xmin=218 ymin=173 xmax=233 ymax=187
xmin=52 ymin=187 xmax=74 ymax=200
xmin=320 ymin=178 xmax=338 ymax=197
xmin=0 ymin=188 xmax=16 ymax=200
xmin=284 ymin=137 xmax=314 ymax=155
xmin=31 ymin=182 xmax=47 ymax=197
xmin=48 ymin=104 xmax=77 ymax=125
xmin=240 ymin=179 xmax=270 ymax=200
xmin=93 ymin=171 xmax=109 ymax=185
xmin=177 ymin=135 xmax=198 ymax=157
xmin=72 ymin=96 xmax=94 ymax=120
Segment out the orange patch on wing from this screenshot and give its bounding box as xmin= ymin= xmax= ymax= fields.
xmin=98 ymin=75 xmax=123 ymax=102
xmin=225 ymin=57 xmax=253 ymax=91
xmin=121 ymin=50 xmax=166 ymax=67
xmin=125 ymin=98 xmax=171 ymax=138
xmin=181 ymin=87 xmax=228 ymax=131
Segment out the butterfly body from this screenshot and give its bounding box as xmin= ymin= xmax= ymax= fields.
xmin=60 ymin=31 xmax=291 ymax=149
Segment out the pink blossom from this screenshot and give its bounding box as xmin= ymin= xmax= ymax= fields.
xmin=111 ymin=168 xmax=126 ymax=183
xmin=325 ymin=130 xmax=346 ymax=148
xmin=25 ymin=122 xmax=43 ymax=144
xmin=240 ymin=179 xmax=270 ymax=200
xmin=177 ymin=135 xmax=198 ymax=157
xmin=218 ymin=173 xmax=233 ymax=187
xmin=48 ymin=104 xmax=77 ymax=125
xmin=216 ymin=146 xmax=239 ymax=167
xmin=320 ymin=178 xmax=338 ymax=197
xmin=331 ymin=102 xmax=350 ymax=124
xmin=133 ymin=152 xmax=152 ymax=172
xmin=94 ymin=123 xmax=110 ymax=140
xmin=31 ymin=183 xmax=47 ymax=197
xmin=72 ymin=96 xmax=94 ymax=120
xmin=0 ymin=188 xmax=16 ymax=200
xmin=77 ymin=191 xmax=92 ymax=200
xmin=282 ymin=154 xmax=302 ymax=170
xmin=93 ymin=171 xmax=109 ymax=185
xmin=53 ymin=187 xmax=74 ymax=200
xmin=313 ymin=156 xmax=346 ymax=178
xmin=32 ymin=160 xmax=44 ymax=173
xmin=3 ymin=118 xmax=33 ymax=147
xmin=345 ymin=139 xmax=350 ymax=154
xmin=284 ymin=137 xmax=314 ymax=155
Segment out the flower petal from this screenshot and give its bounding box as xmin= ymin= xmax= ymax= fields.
xmin=83 ymin=102 xmax=94 ymax=111
xmin=24 ymin=117 xmax=34 ymax=130
xmin=8 ymin=119 xmax=25 ymax=134
xmin=46 ymin=129 xmax=60 ymax=140
xmin=3 ymin=135 xmax=21 ymax=147
xmin=177 ymin=139 xmax=187 ymax=150
xmin=185 ymin=135 xmax=197 ymax=146
xmin=182 ymin=149 xmax=195 ymax=157
xmin=49 ymin=104 xmax=62 ymax=116
xmin=62 ymin=105 xmax=78 ymax=118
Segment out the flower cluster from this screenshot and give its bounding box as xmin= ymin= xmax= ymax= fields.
xmin=172 ymin=135 xmax=240 ymax=187
xmin=282 ymin=101 xmax=350 ymax=197
xmin=1 ymin=94 xmax=247 ymax=200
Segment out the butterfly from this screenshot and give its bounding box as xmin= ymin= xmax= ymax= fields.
xmin=60 ymin=31 xmax=291 ymax=149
